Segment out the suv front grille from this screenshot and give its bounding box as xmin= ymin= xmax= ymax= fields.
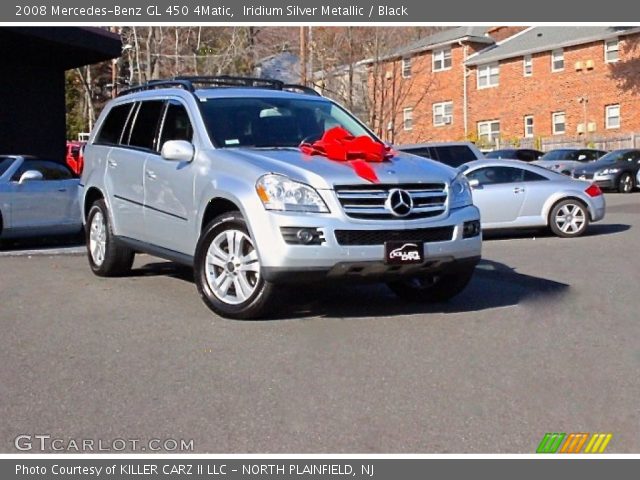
xmin=335 ymin=183 xmax=447 ymax=220
xmin=334 ymin=226 xmax=454 ymax=246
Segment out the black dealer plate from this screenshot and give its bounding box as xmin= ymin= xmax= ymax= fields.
xmin=384 ymin=241 xmax=424 ymax=265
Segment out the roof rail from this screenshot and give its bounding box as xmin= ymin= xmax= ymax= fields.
xmin=118 ymin=76 xmax=323 ymax=98
xmin=282 ymin=84 xmax=322 ymax=96
xmin=117 ymin=79 xmax=194 ymax=97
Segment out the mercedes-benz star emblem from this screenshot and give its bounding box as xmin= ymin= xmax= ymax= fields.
xmin=386 ymin=189 xmax=413 ymax=217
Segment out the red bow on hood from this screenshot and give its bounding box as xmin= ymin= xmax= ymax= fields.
xmin=300 ymin=127 xmax=393 ymax=183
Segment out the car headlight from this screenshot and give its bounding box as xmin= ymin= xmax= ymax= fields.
xmin=256 ymin=174 xmax=329 ymax=213
xmin=599 ymin=168 xmax=620 ymax=175
xmin=449 ymin=174 xmax=473 ymax=209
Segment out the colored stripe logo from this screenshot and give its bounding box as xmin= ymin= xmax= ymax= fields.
xmin=537 ymin=433 xmax=612 ymax=453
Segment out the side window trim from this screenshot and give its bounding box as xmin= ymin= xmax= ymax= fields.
xmin=156 ymin=98 xmax=196 ymax=154
xmin=119 ymin=102 xmax=138 ymax=146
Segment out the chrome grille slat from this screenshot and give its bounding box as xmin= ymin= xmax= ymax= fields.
xmin=335 ymin=183 xmax=447 ymax=220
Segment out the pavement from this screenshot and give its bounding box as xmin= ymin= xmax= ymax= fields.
xmin=1 ymin=193 xmax=639 ymax=453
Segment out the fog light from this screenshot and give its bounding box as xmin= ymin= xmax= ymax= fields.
xmin=280 ymin=227 xmax=325 ymax=245
xmin=463 ymin=220 xmax=481 ymax=238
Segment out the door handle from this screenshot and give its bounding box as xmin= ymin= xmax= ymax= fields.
xmin=146 ymin=170 xmax=157 ymax=180
xmin=514 ymin=187 xmax=525 ymax=193
xmin=57 ymin=188 xmax=67 ymax=192
xmin=107 ymin=159 xmax=118 ymax=168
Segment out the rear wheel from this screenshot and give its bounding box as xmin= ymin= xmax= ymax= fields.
xmin=86 ymin=199 xmax=135 ymax=276
xmin=617 ymin=173 xmax=634 ymax=193
xmin=387 ymin=265 xmax=475 ymax=303
xmin=194 ymin=211 xmax=279 ymax=319
xmin=548 ymin=199 xmax=589 ymax=238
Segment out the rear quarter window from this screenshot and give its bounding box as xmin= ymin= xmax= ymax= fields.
xmin=95 ymin=103 xmax=134 ymax=145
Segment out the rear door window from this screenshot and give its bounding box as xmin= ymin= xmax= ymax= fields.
xmin=127 ymin=100 xmax=165 ymax=151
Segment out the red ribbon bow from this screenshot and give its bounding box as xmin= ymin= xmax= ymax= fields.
xmin=300 ymin=127 xmax=393 ymax=183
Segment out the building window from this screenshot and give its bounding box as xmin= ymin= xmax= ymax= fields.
xmin=605 ymin=38 xmax=619 ymax=63
xmin=477 ymin=63 xmax=499 ymax=89
xmin=433 ymin=101 xmax=453 ymax=126
xmin=524 ymin=115 xmax=534 ymax=138
xmin=433 ymin=47 xmax=452 ymax=72
xmin=401 ymin=57 xmax=412 ymax=78
xmin=403 ymin=107 xmax=413 ymax=131
xmin=606 ymin=104 xmax=620 ymax=129
xmin=551 ymin=49 xmax=564 ymax=72
xmin=477 ymin=120 xmax=500 ymax=145
xmin=523 ymin=55 xmax=533 ymax=76
xmin=552 ymin=112 xmax=566 ymax=135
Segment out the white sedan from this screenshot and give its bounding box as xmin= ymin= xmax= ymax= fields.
xmin=460 ymin=159 xmax=606 ymax=238
xmin=0 ymin=155 xmax=82 ymax=241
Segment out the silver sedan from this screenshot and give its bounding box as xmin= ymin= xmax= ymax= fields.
xmin=460 ymin=160 xmax=606 ymax=237
xmin=0 ymin=155 xmax=82 ymax=240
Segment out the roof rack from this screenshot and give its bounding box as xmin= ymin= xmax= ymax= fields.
xmin=117 ymin=75 xmax=322 ymax=97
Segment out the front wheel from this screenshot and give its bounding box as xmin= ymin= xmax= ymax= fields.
xmin=548 ymin=199 xmax=589 ymax=238
xmin=618 ymin=173 xmax=634 ymax=193
xmin=194 ymin=212 xmax=279 ymax=319
xmin=387 ymin=265 xmax=475 ymax=303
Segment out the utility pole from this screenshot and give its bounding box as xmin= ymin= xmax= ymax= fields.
xmin=299 ymin=26 xmax=307 ymax=85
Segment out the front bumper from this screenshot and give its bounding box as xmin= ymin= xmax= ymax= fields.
xmin=247 ymin=197 xmax=482 ymax=278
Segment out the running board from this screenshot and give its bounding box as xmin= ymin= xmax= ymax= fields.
xmin=116 ymin=236 xmax=194 ymax=266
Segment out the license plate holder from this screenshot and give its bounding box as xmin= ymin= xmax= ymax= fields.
xmin=384 ymin=241 xmax=424 ymax=265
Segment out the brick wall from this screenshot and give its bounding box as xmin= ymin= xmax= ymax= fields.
xmin=468 ymin=33 xmax=640 ymax=146
xmin=369 ymin=29 xmax=640 ymax=149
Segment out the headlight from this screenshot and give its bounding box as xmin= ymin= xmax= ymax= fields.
xmin=256 ymin=174 xmax=329 ymax=213
xmin=599 ymin=168 xmax=620 ymax=175
xmin=449 ymin=174 xmax=473 ymax=209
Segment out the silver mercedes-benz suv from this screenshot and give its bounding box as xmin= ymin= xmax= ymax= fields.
xmin=80 ymin=76 xmax=481 ymax=319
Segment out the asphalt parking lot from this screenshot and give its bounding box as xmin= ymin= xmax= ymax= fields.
xmin=1 ymin=193 xmax=639 ymax=453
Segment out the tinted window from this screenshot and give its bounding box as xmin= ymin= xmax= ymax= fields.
xmin=579 ymin=150 xmax=604 ymax=162
xmin=431 ymin=145 xmax=478 ymax=167
xmin=523 ymin=170 xmax=548 ymax=182
xmin=485 ymin=150 xmax=515 ymax=159
xmin=467 ymin=166 xmax=524 ymax=185
xmin=96 ymin=103 xmax=134 ymax=145
xmin=541 ymin=149 xmax=578 ymax=161
xmin=158 ymin=101 xmax=194 ymax=148
xmin=11 ymin=160 xmax=73 ymax=181
xmin=128 ymin=100 xmax=165 ymax=150
xmin=0 ymin=157 xmax=16 ymax=177
xmin=403 ymin=148 xmax=434 ymax=159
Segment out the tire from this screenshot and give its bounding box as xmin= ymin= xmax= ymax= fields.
xmin=548 ymin=199 xmax=590 ymax=238
xmin=387 ymin=265 xmax=475 ymax=303
xmin=194 ymin=211 xmax=279 ymax=319
xmin=617 ymin=173 xmax=634 ymax=193
xmin=86 ymin=199 xmax=135 ymax=276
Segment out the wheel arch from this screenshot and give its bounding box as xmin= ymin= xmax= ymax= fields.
xmin=545 ymin=195 xmax=590 ymax=225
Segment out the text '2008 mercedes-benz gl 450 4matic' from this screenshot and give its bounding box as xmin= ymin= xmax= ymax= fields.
xmin=80 ymin=76 xmax=481 ymax=319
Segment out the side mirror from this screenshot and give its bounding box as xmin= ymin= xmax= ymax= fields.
xmin=18 ymin=170 xmax=44 ymax=184
xmin=161 ymin=140 xmax=194 ymax=162
xmin=468 ymin=178 xmax=480 ymax=189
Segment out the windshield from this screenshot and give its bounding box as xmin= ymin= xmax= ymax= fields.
xmin=594 ymin=150 xmax=628 ymax=165
xmin=198 ymin=97 xmax=374 ymax=148
xmin=540 ymin=150 xmax=578 ymax=161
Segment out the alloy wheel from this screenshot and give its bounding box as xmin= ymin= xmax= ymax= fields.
xmin=205 ymin=229 xmax=260 ymax=305
xmin=89 ymin=211 xmax=107 ymax=266
xmin=554 ymin=203 xmax=586 ymax=235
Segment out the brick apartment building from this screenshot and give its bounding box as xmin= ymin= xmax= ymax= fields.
xmin=368 ymin=26 xmax=640 ymax=150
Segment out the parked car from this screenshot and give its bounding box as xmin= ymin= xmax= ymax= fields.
xmin=396 ymin=141 xmax=484 ymax=168
xmin=485 ymin=148 xmax=544 ymax=162
xmin=572 ymin=149 xmax=640 ymax=193
xmin=0 ymin=155 xmax=82 ymax=241
xmin=460 ymin=159 xmax=605 ymax=238
xmin=80 ymin=76 xmax=482 ymax=319
xmin=65 ymin=141 xmax=85 ymax=176
xmin=532 ymin=148 xmax=606 ymax=175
